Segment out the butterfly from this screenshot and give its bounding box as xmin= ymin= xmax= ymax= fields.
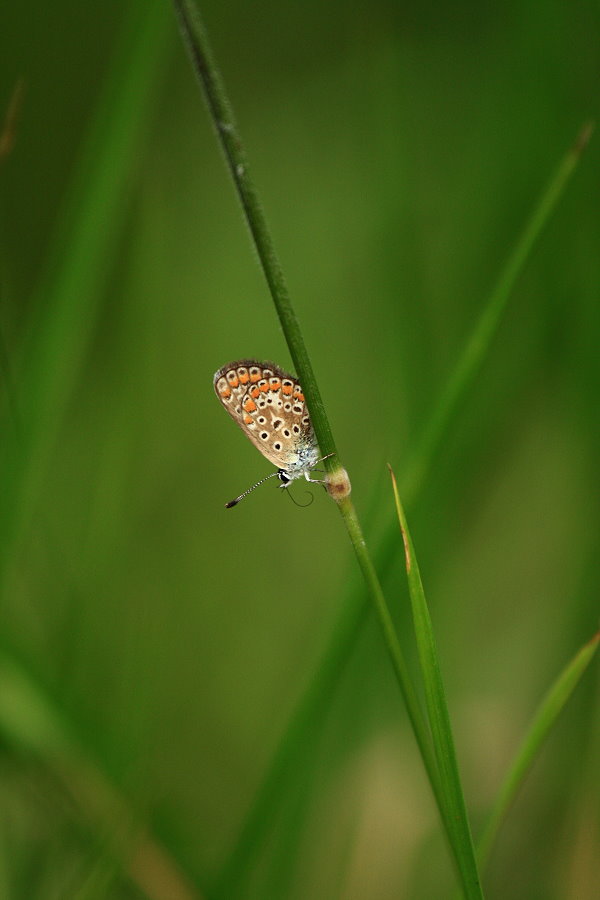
xmin=214 ymin=359 xmax=331 ymax=506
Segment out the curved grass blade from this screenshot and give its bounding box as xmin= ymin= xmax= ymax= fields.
xmin=213 ymin=122 xmax=593 ymax=896
xmin=400 ymin=121 xmax=594 ymax=505
xmin=389 ymin=465 xmax=483 ymax=900
xmin=476 ymin=630 xmax=599 ymax=872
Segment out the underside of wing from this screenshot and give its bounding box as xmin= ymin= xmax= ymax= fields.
xmin=214 ymin=360 xmax=314 ymax=470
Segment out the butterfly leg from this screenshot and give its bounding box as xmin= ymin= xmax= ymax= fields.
xmin=304 ymin=453 xmax=335 ymax=484
xmin=304 ymin=473 xmax=327 ymax=485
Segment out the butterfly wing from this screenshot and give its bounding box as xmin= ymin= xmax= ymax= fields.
xmin=214 ymin=360 xmax=315 ymax=472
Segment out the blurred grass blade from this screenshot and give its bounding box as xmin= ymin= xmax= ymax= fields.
xmin=217 ymin=121 xmax=594 ymax=888
xmin=213 ymin=589 xmax=369 ymax=896
xmin=389 ymin=465 xmax=483 ymax=900
xmin=0 ymin=0 xmax=171 ymax=585
xmin=477 ymin=630 xmax=599 ymax=871
xmin=401 ymin=121 xmax=594 ymax=504
xmin=0 ymin=649 xmax=203 ymax=900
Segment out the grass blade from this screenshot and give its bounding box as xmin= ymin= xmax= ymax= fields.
xmin=0 ymin=648 xmax=203 ymax=900
xmin=476 ymin=630 xmax=599 ymax=871
xmin=172 ymin=4 xmax=454 ymax=895
xmin=0 ymin=0 xmax=171 ymax=585
xmin=389 ymin=465 xmax=483 ymax=900
xmin=172 ymin=0 xmax=337 ymax=468
xmin=400 ymin=121 xmax=594 ymax=504
xmin=214 ymin=121 xmax=592 ymax=890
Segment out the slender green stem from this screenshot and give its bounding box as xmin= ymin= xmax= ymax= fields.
xmin=172 ymin=0 xmax=336 ymax=466
xmin=172 ymin=1 xmax=453 ymax=893
xmin=337 ymin=496 xmax=440 ymax=795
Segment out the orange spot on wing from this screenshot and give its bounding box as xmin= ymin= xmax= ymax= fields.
xmin=243 ymin=398 xmax=257 ymax=412
xmin=250 ymin=387 xmax=260 ymax=398
xmin=238 ymin=371 xmax=249 ymax=384
xmin=270 ymin=381 xmax=281 ymax=391
xmin=282 ymin=384 xmax=293 ymax=395
xmin=294 ymin=391 xmax=304 ymax=401
xmin=250 ymin=371 xmax=261 ymax=382
xmin=228 ymin=375 xmax=239 ymax=388
xmin=259 ymin=382 xmax=269 ymax=392
xmin=220 ymin=386 xmax=232 ymax=398
xmin=244 ymin=414 xmax=253 ymax=424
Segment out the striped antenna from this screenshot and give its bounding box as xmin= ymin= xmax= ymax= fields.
xmin=225 ymin=470 xmax=283 ymax=508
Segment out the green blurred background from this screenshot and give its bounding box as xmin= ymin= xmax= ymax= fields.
xmin=0 ymin=1 xmax=598 ymax=898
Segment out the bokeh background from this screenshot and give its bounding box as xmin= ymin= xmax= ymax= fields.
xmin=0 ymin=1 xmax=598 ymax=898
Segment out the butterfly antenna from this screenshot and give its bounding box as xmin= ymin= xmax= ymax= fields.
xmin=225 ymin=471 xmax=281 ymax=508
xmin=287 ymin=489 xmax=314 ymax=508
